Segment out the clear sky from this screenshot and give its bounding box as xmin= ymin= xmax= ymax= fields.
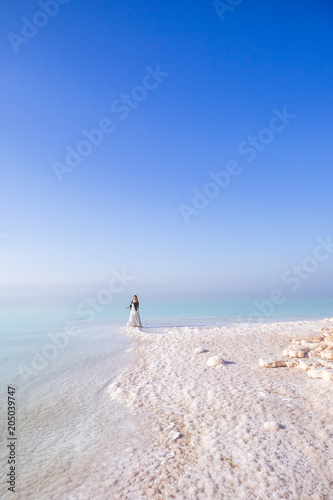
xmin=1 ymin=0 xmax=333 ymax=298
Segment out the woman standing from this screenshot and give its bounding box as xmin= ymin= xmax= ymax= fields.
xmin=126 ymin=295 xmax=142 ymax=328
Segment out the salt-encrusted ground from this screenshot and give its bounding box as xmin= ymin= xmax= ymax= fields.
xmin=108 ymin=320 xmax=333 ymax=499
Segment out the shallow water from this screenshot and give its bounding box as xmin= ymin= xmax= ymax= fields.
xmin=0 ymin=313 xmax=149 ymax=499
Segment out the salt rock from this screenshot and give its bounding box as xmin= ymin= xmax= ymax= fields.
xmin=168 ymin=431 xmax=180 ymax=441
xmin=287 ymin=347 xmax=310 ymax=358
xmin=321 ymin=369 xmax=333 ymax=381
xmin=263 ymin=421 xmax=281 ymax=431
xmin=301 ymin=340 xmax=318 ymax=347
xmin=292 ymin=339 xmax=302 ymax=345
xmin=317 ymin=358 xmax=329 ymax=367
xmin=308 ymin=350 xmax=321 ymax=358
xmin=298 ymin=359 xmax=316 ymax=371
xmin=325 ymin=335 xmax=333 ymax=346
xmin=324 ymin=318 xmax=330 ymax=322
xmin=259 ymin=358 xmax=286 ymax=368
xmin=315 ymin=344 xmax=327 ymax=352
xmin=321 ymin=350 xmax=333 ymax=360
xmin=207 ymin=356 xmax=225 ymax=367
xmin=309 ymin=336 xmax=324 ymax=342
xmin=194 ymin=346 xmax=207 ymax=354
xmin=308 ymin=368 xmax=323 ymax=379
xmin=286 ymin=359 xmax=299 ymax=368
xmin=283 ymin=349 xmax=290 ymax=357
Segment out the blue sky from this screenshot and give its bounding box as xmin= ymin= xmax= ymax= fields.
xmin=1 ymin=0 xmax=333 ymax=298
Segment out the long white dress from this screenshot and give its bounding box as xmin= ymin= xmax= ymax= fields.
xmin=127 ymin=302 xmax=142 ymax=328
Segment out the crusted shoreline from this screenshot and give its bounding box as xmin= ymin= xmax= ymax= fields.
xmin=108 ymin=320 xmax=333 ymax=499
xmin=259 ymin=318 xmax=333 ymax=380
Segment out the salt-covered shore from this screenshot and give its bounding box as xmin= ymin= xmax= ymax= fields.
xmin=108 ymin=320 xmax=333 ymax=499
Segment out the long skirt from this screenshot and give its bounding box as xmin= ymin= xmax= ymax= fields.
xmin=127 ymin=306 xmax=142 ymax=327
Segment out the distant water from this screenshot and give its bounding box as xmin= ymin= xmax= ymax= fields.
xmin=1 ymin=296 xmax=332 ymax=333
xmin=0 ymin=295 xmax=332 ymax=498
xmin=139 ymin=296 xmax=333 ymax=324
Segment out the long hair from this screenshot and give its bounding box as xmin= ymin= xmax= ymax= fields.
xmin=133 ymin=295 xmax=138 ymax=303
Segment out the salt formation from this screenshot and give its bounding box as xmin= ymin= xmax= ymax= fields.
xmin=321 ymin=369 xmax=333 ymax=381
xmin=259 ymin=320 xmax=333 ymax=381
xmin=168 ymin=430 xmax=181 ymax=441
xmin=194 ymin=346 xmax=208 ymax=354
xmin=259 ymin=358 xmax=286 ymax=368
xmin=282 ymin=346 xmax=310 ymax=358
xmin=206 ymin=355 xmax=225 ymax=367
xmin=308 ymin=368 xmax=325 ymax=379
xmin=107 ymin=320 xmax=333 ymax=499
xmin=263 ymin=421 xmax=281 ymax=431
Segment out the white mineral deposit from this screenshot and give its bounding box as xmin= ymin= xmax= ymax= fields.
xmin=107 ymin=319 xmax=333 ymax=499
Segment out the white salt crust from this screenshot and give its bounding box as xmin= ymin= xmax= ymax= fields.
xmin=107 ymin=320 xmax=333 ymax=499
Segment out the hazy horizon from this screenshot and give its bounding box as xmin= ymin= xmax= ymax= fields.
xmin=1 ymin=280 xmax=333 ymax=300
